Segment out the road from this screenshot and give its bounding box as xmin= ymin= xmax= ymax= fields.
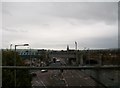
xmin=31 ymin=70 xmax=66 ymax=87
xmin=31 ymin=58 xmax=105 ymax=88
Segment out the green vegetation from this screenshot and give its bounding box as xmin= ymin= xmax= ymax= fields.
xmin=37 ymin=50 xmax=50 ymax=65
xmin=2 ymin=50 xmax=32 ymax=88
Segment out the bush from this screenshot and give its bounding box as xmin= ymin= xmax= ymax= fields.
xmin=2 ymin=50 xmax=32 ymax=88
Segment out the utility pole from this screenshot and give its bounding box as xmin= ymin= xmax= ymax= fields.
xmin=75 ymin=41 xmax=78 ymax=65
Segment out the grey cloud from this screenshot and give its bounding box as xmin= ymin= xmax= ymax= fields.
xmin=3 ymin=27 xmax=28 ymax=33
xmin=2 ymin=2 xmax=118 ymax=49
xmin=3 ymin=2 xmax=118 ymax=25
xmin=36 ymin=2 xmax=118 ymax=25
xmin=78 ymin=36 xmax=118 ymax=49
xmin=3 ymin=27 xmax=18 ymax=32
xmin=2 ymin=7 xmax=12 ymax=16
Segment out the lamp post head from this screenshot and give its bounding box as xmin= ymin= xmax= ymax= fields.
xmin=23 ymin=44 xmax=29 ymax=46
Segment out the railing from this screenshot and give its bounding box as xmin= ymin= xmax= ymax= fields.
xmin=1 ymin=65 xmax=120 ymax=70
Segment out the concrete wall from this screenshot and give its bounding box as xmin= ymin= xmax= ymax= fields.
xmin=82 ymin=69 xmax=120 ymax=87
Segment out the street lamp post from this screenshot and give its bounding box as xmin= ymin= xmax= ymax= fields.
xmin=15 ymin=44 xmax=29 ymax=66
xmin=10 ymin=44 xmax=12 ymax=51
xmin=75 ymin=41 xmax=77 ymax=50
xmin=75 ymin=41 xmax=79 ymax=65
xmin=14 ymin=44 xmax=29 ymax=87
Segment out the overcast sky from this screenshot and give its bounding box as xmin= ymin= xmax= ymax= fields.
xmin=2 ymin=2 xmax=118 ymax=50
